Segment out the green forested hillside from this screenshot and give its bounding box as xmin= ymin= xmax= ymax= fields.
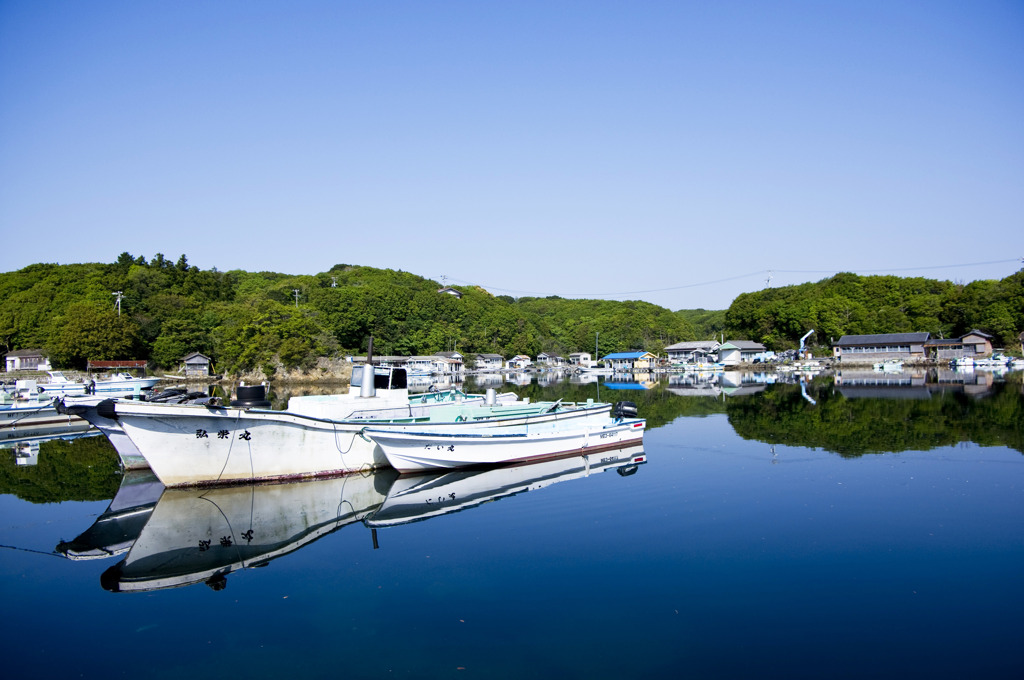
xmin=0 ymin=254 xmax=686 ymax=374
xmin=725 ymin=271 xmax=1024 ymax=351
xmin=1 ymin=256 xmax=1019 ymax=375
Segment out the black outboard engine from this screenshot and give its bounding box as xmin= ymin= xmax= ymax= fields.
xmin=230 ymin=384 xmax=271 ymax=409
xmin=612 ymin=401 xmax=638 ymax=419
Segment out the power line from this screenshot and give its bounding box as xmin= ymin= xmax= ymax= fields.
xmin=446 ymin=258 xmax=1020 ymax=300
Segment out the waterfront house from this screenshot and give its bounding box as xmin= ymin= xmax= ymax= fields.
xmin=569 ymin=352 xmax=592 ymax=367
xmin=924 ymin=330 xmax=994 ymax=360
xmin=4 ymin=349 xmax=51 ymax=372
xmin=474 ymin=354 xmax=504 ymax=371
xmin=537 ymin=353 xmax=567 ymax=367
xmin=433 ymin=352 xmax=465 ymax=373
xmin=181 ymin=352 xmax=212 ymax=378
xmin=718 ymin=341 xmax=767 ymax=366
xmin=507 ymin=355 xmax=532 ymax=370
xmin=832 ymin=333 xmax=930 ymax=362
xmin=601 ymin=351 xmax=657 ymax=372
xmin=664 ymin=340 xmax=720 ymax=364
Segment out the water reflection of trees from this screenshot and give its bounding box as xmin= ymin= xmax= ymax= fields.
xmin=0 ymin=435 xmax=121 ymax=503
xmin=726 ymin=373 xmax=1024 ymax=456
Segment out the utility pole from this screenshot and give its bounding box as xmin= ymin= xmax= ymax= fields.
xmin=292 ymin=289 xmax=301 ymax=307
xmin=112 ymin=291 xmax=123 ymax=316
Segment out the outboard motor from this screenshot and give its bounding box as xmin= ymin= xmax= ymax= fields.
xmin=231 ymin=384 xmax=271 ymax=409
xmin=612 ymin=401 xmax=638 ymax=419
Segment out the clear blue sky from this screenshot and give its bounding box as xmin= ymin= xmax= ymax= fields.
xmin=1 ymin=1 xmax=1021 ymax=310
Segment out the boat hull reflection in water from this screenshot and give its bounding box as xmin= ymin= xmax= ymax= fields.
xmin=368 ymin=443 xmax=647 ymax=528
xmin=102 ymin=470 xmax=396 ymax=593
xmin=57 ymin=470 xmax=164 ymax=560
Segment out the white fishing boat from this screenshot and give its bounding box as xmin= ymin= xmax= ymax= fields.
xmin=104 ymin=396 xmax=613 ymax=486
xmin=67 ymin=364 xmax=620 ymax=486
xmin=101 ymin=470 xmax=393 ymax=593
xmin=365 ymin=414 xmax=646 ymax=473
xmin=366 ymin=442 xmax=646 ymax=528
xmin=92 ymin=372 xmax=161 ymax=393
xmin=37 ymin=371 xmax=89 ymax=395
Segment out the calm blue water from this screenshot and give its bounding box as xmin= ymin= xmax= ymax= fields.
xmin=1 ymin=378 xmax=1022 ymax=679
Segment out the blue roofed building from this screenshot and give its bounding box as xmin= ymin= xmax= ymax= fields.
xmin=601 ymin=351 xmax=657 ymax=372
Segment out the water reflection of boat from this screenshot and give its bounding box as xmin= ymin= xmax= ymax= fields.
xmin=56 ymin=470 xmax=164 ymax=560
xmin=0 ymin=396 xmax=89 ymax=442
xmin=366 ymin=443 xmax=646 ymax=529
xmin=101 ymin=470 xmax=396 ymax=592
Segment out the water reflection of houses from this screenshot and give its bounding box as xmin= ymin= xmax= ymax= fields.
xmin=719 ymin=371 xmax=768 ymax=396
xmin=537 ymin=369 xmax=569 ymax=387
xmin=834 ymin=367 xmax=1001 ymax=399
xmin=667 ymin=371 xmax=721 ymax=397
xmin=603 ymin=373 xmax=657 ymax=390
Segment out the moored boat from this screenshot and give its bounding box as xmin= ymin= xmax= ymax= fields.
xmin=365 ymin=413 xmax=646 ymax=474
xmin=68 ymin=365 xmax=620 ymax=486
xmin=37 ymin=371 xmax=89 ymax=395
xmin=91 ymin=372 xmax=161 ymax=393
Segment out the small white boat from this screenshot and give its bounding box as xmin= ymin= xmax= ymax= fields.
xmin=873 ymin=359 xmax=903 ymax=372
xmin=365 ymin=416 xmax=646 ymax=473
xmin=37 ymin=371 xmax=89 ymax=395
xmin=92 ymin=372 xmax=161 ymax=393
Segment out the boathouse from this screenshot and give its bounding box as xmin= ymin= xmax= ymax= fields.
xmin=4 ymin=349 xmax=51 ymax=372
xmin=87 ymin=359 xmax=150 ymax=375
xmin=181 ymin=352 xmax=212 ymax=377
xmin=832 ymin=333 xmax=930 ymax=362
xmin=474 ymin=354 xmax=504 ymax=371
